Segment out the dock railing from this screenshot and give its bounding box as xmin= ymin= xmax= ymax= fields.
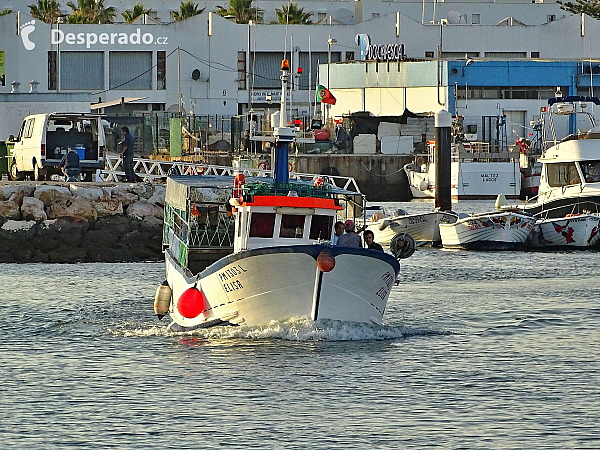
xmin=100 ymin=155 xmax=362 ymax=194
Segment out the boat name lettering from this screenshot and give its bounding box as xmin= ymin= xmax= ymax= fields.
xmin=408 ymin=215 xmax=426 ymax=225
xmin=481 ymin=173 xmax=499 ymax=182
xmin=376 ymin=271 xmax=394 ymax=301
xmin=218 ymin=264 xmax=247 ymax=283
xmin=467 ymin=220 xmax=481 ymax=230
xmin=223 ymin=280 xmax=244 ymax=293
xmin=440 ymin=214 xmax=455 ymax=224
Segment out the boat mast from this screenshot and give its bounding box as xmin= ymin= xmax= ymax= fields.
xmin=273 ymin=59 xmax=297 ymax=184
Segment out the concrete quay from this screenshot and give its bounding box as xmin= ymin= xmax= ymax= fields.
xmin=0 ymin=181 xmax=166 ymax=264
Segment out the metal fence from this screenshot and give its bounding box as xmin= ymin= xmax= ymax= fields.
xmin=105 ymin=112 xmax=237 ymax=156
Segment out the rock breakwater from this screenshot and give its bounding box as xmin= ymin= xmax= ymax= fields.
xmin=0 ymin=182 xmax=166 ymax=263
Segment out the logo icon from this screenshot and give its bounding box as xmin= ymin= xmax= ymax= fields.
xmin=355 ymin=34 xmax=370 ymax=60
xmin=20 ymin=19 xmax=36 ymax=50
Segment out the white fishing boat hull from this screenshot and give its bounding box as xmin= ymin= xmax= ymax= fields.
xmin=366 ymin=211 xmax=458 ymax=246
xmin=405 ymin=161 xmax=521 ymax=200
xmin=527 ymin=214 xmax=600 ymax=249
xmin=165 ymin=245 xmax=400 ymax=331
xmin=439 ymin=212 xmax=535 ymax=250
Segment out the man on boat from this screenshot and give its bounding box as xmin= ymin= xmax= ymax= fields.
xmin=363 ymin=230 xmax=384 ymax=252
xmin=337 ymin=219 xmax=362 ymax=248
xmin=333 ymin=221 xmax=344 ymax=245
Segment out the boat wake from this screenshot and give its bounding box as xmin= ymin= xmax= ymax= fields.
xmin=109 ymin=317 xmax=450 ymax=342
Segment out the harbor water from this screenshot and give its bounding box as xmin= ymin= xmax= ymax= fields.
xmin=1 ymin=201 xmax=599 ymax=448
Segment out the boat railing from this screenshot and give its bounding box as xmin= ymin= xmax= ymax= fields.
xmin=532 ymin=201 xmax=600 ymax=219
xmin=454 ymin=145 xmax=519 ymax=162
xmin=243 ymin=181 xmax=333 ymax=199
xmin=101 ymin=155 xmax=361 ymax=194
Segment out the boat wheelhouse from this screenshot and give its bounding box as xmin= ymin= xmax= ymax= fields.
xmin=519 ymin=96 xmax=600 ymax=218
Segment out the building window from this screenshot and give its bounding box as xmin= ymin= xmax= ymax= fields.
xmin=60 ymin=51 xmax=104 ymax=90
xmin=531 ymin=51 xmax=540 ymax=58
xmin=371 ymin=12 xmax=380 ymax=19
xmin=157 ymin=51 xmax=166 ymax=90
xmin=48 ymin=51 xmax=57 ymax=90
xmin=425 ymin=51 xmax=435 ymax=58
xmin=109 ymin=51 xmax=152 ymax=90
xmin=484 ymin=51 xmax=527 ymax=59
xmin=441 ymin=52 xmax=480 ymax=58
xmin=249 ymin=213 xmax=276 ymax=238
xmin=238 ymin=51 xmax=246 ymax=90
xmin=255 ymin=9 xmax=264 ymax=23
xmin=547 ymin=14 xmax=556 ymax=22
xmin=345 ymin=51 xmax=355 ymax=61
xmin=317 ymin=12 xmax=326 ymax=22
xmin=472 ymin=14 xmax=480 ymax=24
xmin=279 ymin=215 xmax=305 ymax=238
xmin=309 ymin=215 xmax=333 ymax=240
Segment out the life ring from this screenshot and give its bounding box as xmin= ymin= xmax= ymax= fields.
xmin=258 ymin=161 xmax=269 ymax=171
xmin=289 ymin=162 xmax=293 ymax=172
xmin=233 ymin=173 xmax=245 ymax=198
xmin=313 ymin=176 xmax=325 ymax=187
xmin=390 ymin=233 xmax=416 ymax=259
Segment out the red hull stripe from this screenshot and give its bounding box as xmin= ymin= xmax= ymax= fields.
xmin=243 ymin=196 xmax=342 ymax=210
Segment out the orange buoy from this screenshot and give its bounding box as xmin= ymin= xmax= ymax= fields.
xmin=177 ymin=285 xmax=208 ymax=319
xmin=316 ymin=248 xmax=335 ymax=272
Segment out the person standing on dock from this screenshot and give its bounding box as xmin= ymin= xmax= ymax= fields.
xmin=119 ymin=127 xmax=136 ymax=182
xmin=337 ymin=219 xmax=362 ymax=248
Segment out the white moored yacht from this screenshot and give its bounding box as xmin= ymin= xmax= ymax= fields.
xmin=154 ymin=59 xmax=407 ymax=331
xmin=518 ymin=96 xmax=600 ymax=218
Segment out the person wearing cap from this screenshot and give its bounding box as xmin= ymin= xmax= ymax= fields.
xmin=337 ymin=219 xmax=362 ymax=248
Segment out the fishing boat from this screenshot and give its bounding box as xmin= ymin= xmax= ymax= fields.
xmin=516 ymin=96 xmax=600 ymax=218
xmin=527 ymin=212 xmax=600 ymax=249
xmin=439 ymin=210 xmax=535 ymax=250
xmin=154 ymin=59 xmax=406 ymax=331
xmin=361 ymin=207 xmax=458 ymax=246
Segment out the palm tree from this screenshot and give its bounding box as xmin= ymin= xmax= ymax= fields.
xmin=122 ymin=3 xmax=152 ymax=23
xmin=28 ymin=0 xmax=61 ymax=23
xmin=172 ymin=0 xmax=204 ymax=21
xmin=272 ymin=2 xmax=312 ymax=24
xmin=66 ymin=0 xmax=116 ymax=23
xmin=0 ymin=9 xmax=12 ymax=16
xmin=216 ymin=0 xmax=259 ymax=24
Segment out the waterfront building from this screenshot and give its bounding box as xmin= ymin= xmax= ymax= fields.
xmin=1 ymin=10 xmax=600 ymax=143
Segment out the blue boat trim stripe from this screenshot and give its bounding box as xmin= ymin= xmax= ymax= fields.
xmin=200 ymin=244 xmax=400 ymax=278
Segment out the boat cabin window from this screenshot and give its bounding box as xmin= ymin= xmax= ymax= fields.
xmin=546 ymin=162 xmax=580 ymax=187
xmin=279 ymin=214 xmax=305 ymax=238
xmin=249 ymin=212 xmax=276 ymax=238
xmin=309 ymin=215 xmax=333 ymax=240
xmin=580 ymin=160 xmax=600 ymax=183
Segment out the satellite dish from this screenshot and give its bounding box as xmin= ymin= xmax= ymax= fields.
xmin=334 ymin=8 xmax=358 ymax=25
xmin=447 ymin=10 xmax=462 ymax=24
xmin=191 ymin=69 xmax=201 ymax=81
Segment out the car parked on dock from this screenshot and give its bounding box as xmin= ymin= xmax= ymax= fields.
xmin=8 ymin=113 xmax=106 ymax=181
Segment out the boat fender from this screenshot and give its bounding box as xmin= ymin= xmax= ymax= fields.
xmin=316 ymin=248 xmax=335 ymax=272
xmin=154 ymin=280 xmax=172 ymax=320
xmin=379 ymin=219 xmax=390 ymax=231
xmin=418 ymin=179 xmax=428 ymax=191
xmin=390 ymin=233 xmax=416 ymax=259
xmin=177 ymin=283 xmax=208 ymax=319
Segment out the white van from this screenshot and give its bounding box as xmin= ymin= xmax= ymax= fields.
xmin=9 ymin=113 xmax=106 ymax=181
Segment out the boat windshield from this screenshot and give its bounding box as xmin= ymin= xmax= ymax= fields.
xmin=546 ymin=162 xmax=581 ymax=187
xmin=580 ymin=160 xmax=600 ymax=183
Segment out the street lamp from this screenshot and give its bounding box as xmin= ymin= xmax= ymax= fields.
xmin=56 ymin=16 xmax=64 ymax=92
xmin=327 ymin=36 xmax=337 ymax=120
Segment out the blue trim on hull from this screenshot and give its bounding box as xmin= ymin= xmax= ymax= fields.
xmin=445 ymin=241 xmax=525 ymax=251
xmin=200 ymin=244 xmax=401 ymax=278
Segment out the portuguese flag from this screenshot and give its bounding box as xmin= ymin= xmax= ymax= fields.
xmin=316 ymin=84 xmax=336 ymax=105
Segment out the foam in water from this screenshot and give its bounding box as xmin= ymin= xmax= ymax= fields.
xmin=110 ymin=317 xmax=448 ymax=341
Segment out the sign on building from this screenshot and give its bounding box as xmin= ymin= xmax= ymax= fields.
xmin=355 ymin=34 xmax=405 ymax=62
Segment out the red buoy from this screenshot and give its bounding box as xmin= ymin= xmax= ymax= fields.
xmin=177 ymin=286 xmax=208 ymax=319
xmin=316 ymin=248 xmax=335 ymax=272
